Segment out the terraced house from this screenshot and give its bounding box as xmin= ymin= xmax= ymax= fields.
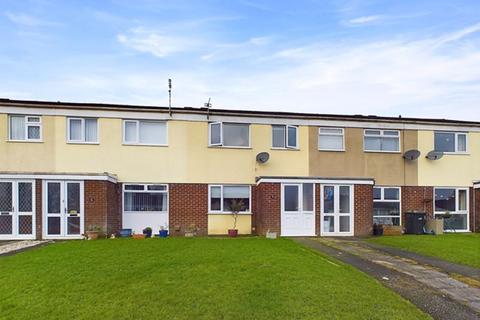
xmin=0 ymin=98 xmax=479 ymax=240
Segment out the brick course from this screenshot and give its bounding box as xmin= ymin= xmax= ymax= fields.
xmin=84 ymin=180 xmax=121 ymax=236
xmin=255 ymin=183 xmax=281 ymax=235
xmin=354 ymin=184 xmax=373 ymax=236
xmin=169 ymin=184 xmax=208 ymax=236
xmin=401 ymin=186 xmax=434 ymax=225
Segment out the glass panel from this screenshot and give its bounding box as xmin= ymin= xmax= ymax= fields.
xmin=320 ymin=128 xmax=343 ymax=135
xmin=210 ymin=186 xmax=221 ymax=211
xmin=147 ymin=185 xmax=167 ymax=191
xmin=85 ymin=119 xmax=98 ymax=142
xmin=382 ymin=137 xmax=399 ymax=151
xmin=319 ymin=135 xmax=343 ymax=150
xmin=284 ymin=185 xmax=299 ymax=212
xmin=223 ymin=186 xmax=250 ymax=212
xmin=0 ymin=215 xmax=13 ymax=234
xmin=67 ymin=183 xmax=80 ymax=214
xmin=27 ymin=126 xmax=40 ymax=139
xmin=18 ymin=215 xmax=33 ymax=235
xmin=0 ymin=182 xmax=13 ymax=212
xmin=457 ymin=134 xmax=467 ymax=152
xmin=373 ymin=188 xmax=381 ymax=200
xmin=223 ymin=123 xmax=249 ymax=147
xmin=339 ymin=216 xmax=350 ymax=232
xmin=302 ymin=184 xmax=313 ymax=211
xmin=365 ymin=130 xmax=380 ymax=135
xmin=69 ymin=119 xmax=82 ymax=141
xmin=47 ymin=183 xmax=61 ymax=214
xmin=323 ymin=216 xmax=334 ymax=232
xmin=48 ymin=217 xmax=61 ymax=235
xmin=444 ymin=214 xmax=468 ymax=230
xmin=124 ymin=192 xmax=167 ymax=211
xmin=458 ymin=190 xmax=467 ymax=211
xmin=323 ymin=186 xmax=334 ymax=213
xmin=124 ymin=185 xmax=144 ymax=190
xmin=18 ymin=182 xmax=32 ymax=212
xmin=10 ymin=115 xmax=25 ymax=140
xmin=139 ymin=121 xmax=166 ymax=144
xmin=365 ymin=136 xmax=381 ymax=150
xmin=27 ymin=116 xmax=40 ymax=123
xmin=373 ymin=202 xmax=400 ymax=216
xmin=339 ymin=186 xmax=350 ymax=213
xmin=384 ymin=188 xmax=399 ymax=200
xmin=434 ymin=132 xmax=455 ymax=152
xmin=287 ymin=126 xmax=297 ymax=148
xmin=435 ymin=188 xmax=455 ymax=212
xmin=374 ymin=217 xmax=400 ymax=226
xmin=124 ymin=121 xmax=137 ymax=143
xmin=210 ymin=123 xmax=221 ymax=145
xmin=384 ymin=130 xmax=399 ymax=136
xmin=67 ymin=216 xmax=81 ymax=235
xmin=272 ymin=125 xmax=285 ymax=148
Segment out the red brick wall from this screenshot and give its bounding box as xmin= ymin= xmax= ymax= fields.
xmin=84 ymin=180 xmax=121 ymax=236
xmin=354 ymin=184 xmax=373 ymax=236
xmin=401 ymin=186 xmax=434 ymax=224
xmin=169 ymin=184 xmax=208 ymax=236
xmin=255 ymin=183 xmax=280 ymax=235
xmin=35 ymin=179 xmax=42 ymax=240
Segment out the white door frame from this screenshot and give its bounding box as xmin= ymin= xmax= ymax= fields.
xmin=280 ymin=183 xmax=315 ymax=236
xmin=320 ymin=184 xmax=354 ymax=236
xmin=43 ymin=180 xmax=84 ymax=239
xmin=0 ymin=179 xmax=36 ymax=240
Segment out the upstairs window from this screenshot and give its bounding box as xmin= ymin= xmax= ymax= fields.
xmin=67 ymin=118 xmax=98 ymax=143
xmin=123 ymin=120 xmax=167 ymax=146
xmin=434 ymin=132 xmax=467 ymax=153
xmin=209 ymin=122 xmax=250 ymax=147
xmin=9 ymin=115 xmax=42 ymax=141
xmin=373 ymin=187 xmax=401 ymax=226
xmin=364 ymin=129 xmax=400 ymax=152
xmin=272 ymin=125 xmax=298 ymax=149
xmin=318 ymin=128 xmax=344 ymax=151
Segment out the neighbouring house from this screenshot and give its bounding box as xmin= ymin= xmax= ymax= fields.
xmin=0 ymin=98 xmax=478 ymax=240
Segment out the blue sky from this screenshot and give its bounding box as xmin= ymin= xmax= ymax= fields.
xmin=1 ymin=0 xmax=480 ymax=120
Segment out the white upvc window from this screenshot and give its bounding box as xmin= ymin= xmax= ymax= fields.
xmin=67 ymin=118 xmax=98 ymax=143
xmin=364 ymin=129 xmax=400 ymax=152
xmin=8 ymin=115 xmax=42 ymax=141
xmin=434 ymin=132 xmax=468 ymax=153
xmin=272 ymin=125 xmax=298 ymax=149
xmin=373 ymin=187 xmax=401 ymax=226
xmin=123 ymin=120 xmax=167 ymax=146
xmin=208 ymin=185 xmax=251 ymax=213
xmin=434 ymin=188 xmax=469 ymax=232
xmin=318 ymin=127 xmax=344 ymax=151
xmin=208 ymin=122 xmax=250 ymax=148
xmin=123 ymin=184 xmax=168 ymax=213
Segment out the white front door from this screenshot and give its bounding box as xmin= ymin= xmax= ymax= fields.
xmin=0 ymin=180 xmax=35 ymax=240
xmin=321 ymin=185 xmax=354 ymax=236
xmin=44 ymin=181 xmax=84 ymax=239
xmin=281 ymin=183 xmax=315 ymax=236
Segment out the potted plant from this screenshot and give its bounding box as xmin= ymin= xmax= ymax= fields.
xmin=85 ymin=225 xmax=102 ymax=240
xmin=142 ymin=227 xmax=152 ymax=238
xmin=159 ymin=225 xmax=169 ymax=238
xmin=185 ymin=224 xmax=197 ymax=237
xmin=132 ymin=231 xmax=146 ymax=239
xmin=228 ymin=199 xmax=244 ymax=237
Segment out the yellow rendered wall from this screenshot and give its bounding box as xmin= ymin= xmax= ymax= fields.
xmin=208 ymin=215 xmax=252 ymax=235
xmin=0 ymin=114 xmax=309 ymax=183
xmin=417 ymin=131 xmax=480 ymax=186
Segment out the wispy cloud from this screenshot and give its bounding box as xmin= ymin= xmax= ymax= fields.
xmin=5 ymin=12 xmax=62 ymax=27
xmin=347 ymin=15 xmax=384 ymax=25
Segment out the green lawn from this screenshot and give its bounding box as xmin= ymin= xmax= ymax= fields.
xmin=368 ymin=233 xmax=480 ymax=269
xmin=0 ymin=238 xmax=429 ymax=320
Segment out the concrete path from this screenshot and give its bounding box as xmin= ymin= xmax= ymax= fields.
xmin=296 ymin=237 xmax=480 ymax=320
xmin=0 ymin=240 xmax=49 ymax=256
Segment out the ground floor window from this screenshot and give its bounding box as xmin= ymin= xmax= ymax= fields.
xmin=434 ymin=188 xmax=469 ymax=231
xmin=209 ymin=185 xmax=251 ymax=213
xmin=373 ymin=187 xmax=401 ymax=226
xmin=123 ymin=184 xmax=168 ymax=212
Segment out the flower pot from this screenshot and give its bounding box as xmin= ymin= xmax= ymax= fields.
xmin=119 ymin=229 xmax=132 ymax=238
xmin=132 ymin=234 xmax=146 ymax=239
xmin=142 ymin=228 xmax=152 ymax=238
xmin=228 ymin=229 xmax=238 ymax=237
xmin=159 ymin=230 xmax=169 ymax=238
xmin=86 ymin=231 xmax=99 ymax=240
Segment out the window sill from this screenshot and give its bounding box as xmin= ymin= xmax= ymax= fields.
xmin=122 ymin=143 xmax=168 ymax=147
xmin=442 ymin=152 xmax=470 ymax=156
xmin=67 ymin=141 xmax=100 ymax=145
xmin=208 ymin=212 xmax=252 ymax=215
xmin=271 ymin=147 xmax=299 ymax=151
xmin=318 ymin=148 xmax=345 ymax=152
xmin=208 ymin=145 xmax=252 ymax=150
xmin=364 ymin=150 xmax=401 ymax=154
xmin=7 ymin=139 xmax=43 ymax=143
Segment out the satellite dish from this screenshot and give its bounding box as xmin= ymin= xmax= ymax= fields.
xmin=426 ymin=150 xmax=444 ymax=160
xmin=256 ymin=152 xmax=270 ymax=164
xmin=403 ymin=149 xmax=421 ymax=161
